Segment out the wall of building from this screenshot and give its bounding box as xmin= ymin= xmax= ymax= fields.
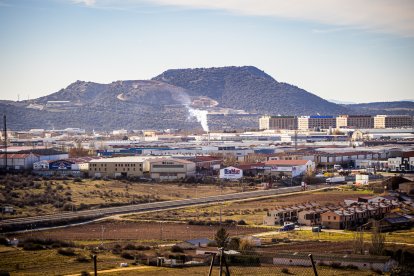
xmin=88 ymin=160 xmax=144 ymax=178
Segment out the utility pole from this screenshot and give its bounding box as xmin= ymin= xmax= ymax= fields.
xmin=3 ymin=115 xmax=7 ymax=171
xmin=100 ymin=226 xmax=105 ymax=247
xmin=219 ymin=182 xmax=223 ymax=225
xmin=92 ymin=254 xmax=97 ymax=276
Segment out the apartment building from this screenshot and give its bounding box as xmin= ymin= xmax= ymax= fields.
xmin=321 ymin=200 xmax=398 ymax=230
xmin=336 ymin=115 xmax=374 ymax=129
xmin=374 ymin=115 xmax=413 ymax=128
xmin=263 ymin=202 xmax=319 ymax=226
xmin=259 ymin=116 xmax=297 ymax=130
xmin=297 ymin=116 xmax=336 ymax=130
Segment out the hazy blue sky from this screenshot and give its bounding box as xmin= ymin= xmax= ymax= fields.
xmin=0 ymin=0 xmax=413 ymax=103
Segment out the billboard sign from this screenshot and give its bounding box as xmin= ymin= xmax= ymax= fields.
xmin=220 ymin=166 xmax=243 ymax=179
xmin=49 ymin=160 xmax=73 ymax=170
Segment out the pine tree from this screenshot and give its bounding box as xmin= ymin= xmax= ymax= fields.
xmin=214 ymin=227 xmax=229 ymax=249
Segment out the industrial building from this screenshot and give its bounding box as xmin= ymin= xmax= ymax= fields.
xmin=88 ymin=156 xmax=147 ymax=178
xmin=259 ymin=116 xmax=297 ymax=130
xmin=336 ymin=115 xmax=374 ymax=129
xmin=260 ymin=114 xmax=413 ymax=130
xmin=147 ymin=158 xmax=196 ymax=180
xmin=0 ymin=153 xmax=39 ymax=170
xmin=387 ymin=151 xmax=414 ymax=172
xmin=297 ymin=116 xmax=336 ymax=130
xmin=264 ymin=159 xmax=315 ymax=177
xmin=374 ymin=115 xmax=413 ymax=128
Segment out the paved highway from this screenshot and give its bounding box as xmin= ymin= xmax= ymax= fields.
xmin=0 ymin=184 xmax=331 ymax=231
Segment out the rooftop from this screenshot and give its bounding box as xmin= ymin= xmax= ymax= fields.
xmin=265 ymin=159 xmax=310 ymax=166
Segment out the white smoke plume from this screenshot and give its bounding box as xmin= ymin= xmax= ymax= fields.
xmin=188 ymin=107 xmax=209 ymax=132
xmin=172 ymin=89 xmax=209 ymax=132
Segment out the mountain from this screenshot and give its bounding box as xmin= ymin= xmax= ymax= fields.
xmin=6 ymin=79 xmax=201 ymax=131
xmin=345 ymin=101 xmax=414 ymax=115
xmin=2 ymin=66 xmax=411 ymax=131
xmin=153 ymin=66 xmax=348 ymax=115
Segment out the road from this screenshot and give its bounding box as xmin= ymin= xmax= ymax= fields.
xmin=0 ymin=184 xmax=334 ymax=232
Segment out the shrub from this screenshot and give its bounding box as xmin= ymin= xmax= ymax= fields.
xmin=0 ymin=236 xmax=9 ymax=246
xmin=80 ymin=271 xmax=90 ymax=276
xmin=57 ymin=248 xmax=76 ymax=256
xmin=226 ymin=255 xmax=260 ymax=266
xmin=171 ymin=245 xmax=184 ymax=253
xmin=136 ymin=245 xmax=151 ymax=251
xmin=62 ymin=203 xmax=75 ymax=211
xmin=23 ymin=243 xmax=44 ymax=251
xmin=237 ymin=220 xmax=247 ymax=225
xmin=345 ymin=264 xmax=359 ymax=270
xmin=330 ymin=262 xmax=342 ymax=269
xmin=281 ymin=268 xmax=290 ymax=274
xmin=73 ymin=178 xmax=82 ymax=183
xmin=76 ymin=255 xmax=90 ymax=263
xmin=207 ymin=241 xmax=218 ymax=247
xmin=0 ymin=271 xmax=10 ymax=276
xmin=224 ymin=219 xmax=236 ymax=225
xmin=123 ymin=244 xmax=136 ymax=250
xmin=121 ymin=252 xmax=134 ymax=259
xmin=112 ymin=244 xmax=122 ymax=255
xmin=33 ymin=183 xmax=41 ymax=189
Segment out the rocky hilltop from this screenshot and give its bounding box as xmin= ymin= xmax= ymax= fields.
xmin=153 ymin=66 xmax=347 ymax=115
xmin=2 ymin=66 xmax=412 ymax=131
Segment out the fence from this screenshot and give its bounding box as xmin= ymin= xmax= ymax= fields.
xmin=205 ymin=249 xmax=375 ymax=276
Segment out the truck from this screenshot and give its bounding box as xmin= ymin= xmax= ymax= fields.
xmin=326 ymin=176 xmax=345 ymax=184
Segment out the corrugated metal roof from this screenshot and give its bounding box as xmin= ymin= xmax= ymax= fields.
xmin=0 ymin=153 xmax=37 ymax=159
xmin=265 ymin=159 xmax=309 ymax=166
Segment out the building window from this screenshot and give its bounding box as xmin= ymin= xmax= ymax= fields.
xmin=334 ymin=216 xmax=336 ymax=220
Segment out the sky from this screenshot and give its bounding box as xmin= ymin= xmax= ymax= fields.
xmin=0 ymin=0 xmax=413 ymax=103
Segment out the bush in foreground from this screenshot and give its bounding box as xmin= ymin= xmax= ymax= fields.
xmin=57 ymin=248 xmax=76 ymax=256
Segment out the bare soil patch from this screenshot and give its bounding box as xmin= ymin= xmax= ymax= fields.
xmin=13 ymin=220 xmax=269 ymax=244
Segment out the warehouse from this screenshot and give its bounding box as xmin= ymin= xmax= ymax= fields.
xmin=147 ymin=158 xmax=196 ymax=180
xmin=88 ymin=156 xmax=148 ymax=178
xmin=264 ymin=159 xmax=315 ymax=177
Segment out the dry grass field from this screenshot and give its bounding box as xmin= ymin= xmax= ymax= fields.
xmin=0 ymin=247 xmax=377 ymax=276
xmin=0 ymin=175 xmax=243 ymax=217
xmin=11 ymin=220 xmax=270 ymax=245
xmin=126 ymin=188 xmax=375 ymax=225
xmin=0 ymin=246 xmax=127 ymax=276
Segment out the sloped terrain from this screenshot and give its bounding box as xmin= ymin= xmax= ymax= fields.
xmin=153 ymin=66 xmax=348 ymax=115
xmin=3 ymin=66 xmax=411 ymax=131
